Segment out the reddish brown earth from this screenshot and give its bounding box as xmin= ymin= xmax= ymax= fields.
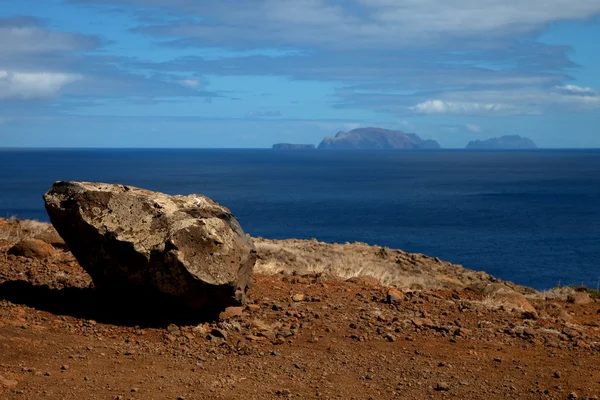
xmin=0 ymin=219 xmax=599 ymax=399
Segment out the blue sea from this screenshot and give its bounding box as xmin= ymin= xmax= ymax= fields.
xmin=1 ymin=148 xmax=599 ymax=290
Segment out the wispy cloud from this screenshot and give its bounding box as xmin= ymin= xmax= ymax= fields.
xmin=0 ymin=70 xmax=81 ymax=100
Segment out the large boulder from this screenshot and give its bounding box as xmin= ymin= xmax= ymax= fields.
xmin=43 ymin=181 xmax=256 ymax=310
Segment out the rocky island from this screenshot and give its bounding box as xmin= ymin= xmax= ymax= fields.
xmin=318 ymin=127 xmax=441 ymax=150
xmin=466 ymin=135 xmax=537 ymax=150
xmin=272 ymin=143 xmax=316 ymax=150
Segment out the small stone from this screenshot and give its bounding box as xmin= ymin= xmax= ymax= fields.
xmin=386 ymin=288 xmax=403 ymax=304
xmin=384 ymin=333 xmax=396 ymax=342
xmin=568 ymin=392 xmax=578 ymax=399
xmin=434 ymin=382 xmax=450 ymax=391
xmin=60 ymin=365 xmax=69 ymax=371
xmin=209 ymin=328 xmax=227 ymax=340
xmin=493 ymin=357 xmax=502 ymax=363
xmin=245 ymin=304 xmax=260 ymax=312
xmin=131 ymin=388 xmax=139 ymax=393
xmin=553 ymin=371 xmax=561 ymax=378
xmin=365 ymin=374 xmax=374 ymax=380
xmin=219 ymin=306 xmax=244 ymax=321
xmin=291 ymin=294 xmax=305 ymax=302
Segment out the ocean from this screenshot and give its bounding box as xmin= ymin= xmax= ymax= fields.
xmin=1 ymin=148 xmax=599 ymax=290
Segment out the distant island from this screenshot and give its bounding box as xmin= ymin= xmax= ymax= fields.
xmin=466 ymin=135 xmax=537 ymax=150
xmin=272 ymin=143 xmax=316 ymax=150
xmin=317 ymin=127 xmax=440 ymax=150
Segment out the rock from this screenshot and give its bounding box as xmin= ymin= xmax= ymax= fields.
xmin=43 ymin=181 xmax=257 ymax=309
xmin=471 ymin=283 xmax=537 ymax=314
xmin=245 ymin=304 xmax=261 ymax=312
xmin=558 ymin=309 xmax=574 ymax=323
xmin=412 ymin=318 xmax=434 ymax=328
xmin=454 ymin=327 xmax=471 ymax=337
xmin=7 ymin=238 xmax=56 ymax=259
xmin=567 ymin=292 xmax=593 ymax=305
xmin=209 ymin=328 xmax=227 ymax=340
xmin=34 ymin=226 xmax=68 ymax=250
xmin=434 ymin=382 xmax=450 ymax=391
xmin=291 ymin=294 xmax=305 ymax=302
xmin=386 ymin=288 xmax=403 ymax=304
xmin=219 ymin=306 xmax=244 ymax=321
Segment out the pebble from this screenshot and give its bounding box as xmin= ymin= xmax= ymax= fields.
xmin=434 ymin=382 xmax=450 ymax=391
xmin=553 ymin=371 xmax=561 ymax=378
xmin=292 ymin=294 xmax=305 ymax=302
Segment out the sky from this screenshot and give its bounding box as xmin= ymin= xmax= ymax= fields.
xmin=0 ymin=0 xmax=599 ymax=148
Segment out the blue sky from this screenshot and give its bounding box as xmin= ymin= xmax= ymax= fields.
xmin=0 ymin=0 xmax=599 ymax=148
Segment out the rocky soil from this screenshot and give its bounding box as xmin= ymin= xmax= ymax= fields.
xmin=1 ymin=218 xmax=599 ymax=399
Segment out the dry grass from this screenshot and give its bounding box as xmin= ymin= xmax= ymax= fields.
xmin=0 ymin=217 xmax=50 ymax=244
xmin=254 ymin=238 xmax=485 ymax=291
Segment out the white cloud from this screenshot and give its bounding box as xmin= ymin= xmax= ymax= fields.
xmin=410 ymin=99 xmax=518 ymax=115
xmin=557 ymin=84 xmax=598 ymax=95
xmin=0 ymin=70 xmax=81 ymax=100
xmin=409 ymin=86 xmax=600 ymax=116
xmin=466 ymin=124 xmax=482 ymax=133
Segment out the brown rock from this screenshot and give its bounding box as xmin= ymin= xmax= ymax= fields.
xmin=558 ymin=309 xmax=574 ymax=323
xmin=219 ymin=306 xmax=244 ymax=321
xmin=291 ymin=293 xmax=305 ymax=302
xmin=7 ymin=238 xmax=56 ymax=259
xmin=386 ymin=288 xmax=403 ymax=304
xmin=43 ymin=181 xmax=257 ymax=309
xmin=472 ymin=283 xmax=537 ymax=314
xmin=245 ymin=304 xmax=261 ymax=312
xmin=412 ymin=318 xmax=434 ymax=328
xmin=567 ymin=292 xmax=593 ymax=305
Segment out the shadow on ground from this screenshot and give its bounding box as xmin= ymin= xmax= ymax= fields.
xmin=0 ymin=280 xmax=222 ymax=328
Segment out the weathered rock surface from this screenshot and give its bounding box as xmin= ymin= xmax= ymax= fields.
xmin=43 ymin=181 xmax=256 ymax=309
